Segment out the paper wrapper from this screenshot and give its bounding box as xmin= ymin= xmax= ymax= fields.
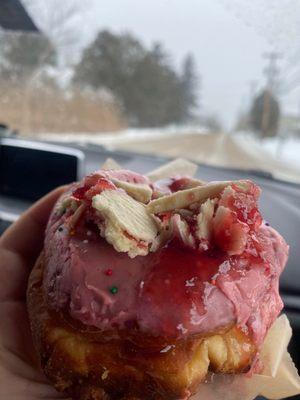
xmin=191 ymin=315 xmax=300 ymax=400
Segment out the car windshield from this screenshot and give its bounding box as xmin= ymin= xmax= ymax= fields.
xmin=1 ymin=3 xmax=300 ymax=398
xmin=0 ymin=0 xmax=300 ymax=183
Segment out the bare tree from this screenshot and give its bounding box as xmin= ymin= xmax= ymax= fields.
xmin=22 ymin=0 xmax=84 ymax=66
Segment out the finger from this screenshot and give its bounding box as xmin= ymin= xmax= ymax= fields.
xmin=0 ymin=186 xmax=66 ymax=263
xmin=0 ymin=249 xmax=28 ymax=300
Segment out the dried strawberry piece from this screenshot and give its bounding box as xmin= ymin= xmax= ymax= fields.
xmin=213 ymin=205 xmax=249 ymax=255
xmin=84 ymin=173 xmax=104 ymax=187
xmin=219 ymin=182 xmax=262 ymax=231
xmin=211 ymin=181 xmax=264 ymax=257
xmin=85 ymin=178 xmax=116 ymax=201
xmin=169 ymin=177 xmax=192 ymax=192
xmin=219 ymin=181 xmax=262 ymax=230
xmin=72 ymin=178 xmax=116 ymax=202
xmin=72 ymin=185 xmax=88 ymax=200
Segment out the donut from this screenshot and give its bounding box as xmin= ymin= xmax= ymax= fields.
xmin=27 ymin=163 xmax=288 ymax=399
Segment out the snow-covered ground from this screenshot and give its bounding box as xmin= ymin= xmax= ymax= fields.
xmin=36 ymin=125 xmax=208 ymax=147
xmin=261 ymin=137 xmax=300 ymax=169
xmin=36 ymin=127 xmax=300 ymax=184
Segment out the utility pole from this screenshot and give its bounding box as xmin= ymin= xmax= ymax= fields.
xmin=261 ymin=52 xmax=282 ymax=137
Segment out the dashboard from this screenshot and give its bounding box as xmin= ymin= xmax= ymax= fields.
xmin=0 ymin=136 xmax=299 ymax=399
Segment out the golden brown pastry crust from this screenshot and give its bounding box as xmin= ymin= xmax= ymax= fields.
xmin=27 ymin=252 xmax=257 ymax=400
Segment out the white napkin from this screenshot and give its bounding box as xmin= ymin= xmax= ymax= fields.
xmin=191 ymin=315 xmax=300 ymax=400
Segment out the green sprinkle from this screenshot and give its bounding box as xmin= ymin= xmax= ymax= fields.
xmin=110 ymin=286 xmax=118 ymax=295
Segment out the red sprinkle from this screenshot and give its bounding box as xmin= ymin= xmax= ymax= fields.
xmin=104 ymin=268 xmax=113 ymax=276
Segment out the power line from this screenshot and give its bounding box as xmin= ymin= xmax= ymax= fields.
xmin=262 ymin=51 xmax=282 ymax=93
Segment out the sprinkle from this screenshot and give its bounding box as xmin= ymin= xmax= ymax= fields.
xmin=177 ymin=323 xmax=188 ymax=334
xmin=199 ymin=242 xmax=209 ymax=251
xmin=86 ymin=230 xmax=92 ymax=236
xmin=140 ymin=280 xmax=144 ymax=289
xmin=211 ymin=279 xmax=216 ymax=285
xmin=160 ymin=345 xmax=175 ymax=353
xmin=125 ymin=319 xmax=136 ymax=329
xmin=83 ymin=239 xmax=89 ymax=244
xmin=110 ymin=286 xmax=118 ymax=295
xmin=101 ymin=369 xmax=109 ymax=380
xmin=69 ymin=229 xmax=76 ymax=236
xmin=104 ymin=269 xmax=113 ymax=276
xmin=185 ymin=277 xmax=196 ymax=287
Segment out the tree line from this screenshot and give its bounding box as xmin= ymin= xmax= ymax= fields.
xmin=0 ymin=30 xmax=199 ymax=128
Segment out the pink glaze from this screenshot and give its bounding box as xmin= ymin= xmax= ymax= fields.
xmin=43 ymin=170 xmax=289 ymax=344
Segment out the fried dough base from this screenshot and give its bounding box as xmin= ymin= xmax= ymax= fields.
xmin=27 ymin=253 xmax=256 ymax=400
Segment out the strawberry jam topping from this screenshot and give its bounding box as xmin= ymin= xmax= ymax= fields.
xmin=137 ymin=241 xmax=230 ymax=337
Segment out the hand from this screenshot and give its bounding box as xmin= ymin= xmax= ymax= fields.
xmin=0 ymin=187 xmax=69 ymax=400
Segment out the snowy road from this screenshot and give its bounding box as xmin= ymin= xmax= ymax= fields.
xmin=35 ymin=128 xmax=300 ymax=184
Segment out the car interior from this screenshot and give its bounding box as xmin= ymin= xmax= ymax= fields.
xmin=0 ymin=1 xmax=299 ymax=399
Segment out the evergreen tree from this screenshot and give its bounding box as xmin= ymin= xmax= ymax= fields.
xmin=73 ymin=30 xmax=145 ymax=99
xmin=127 ymin=43 xmax=182 ymax=126
xmin=73 ymin=30 xmax=192 ymax=127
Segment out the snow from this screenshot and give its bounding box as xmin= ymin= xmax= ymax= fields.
xmin=234 ymin=131 xmax=300 ymax=171
xmin=36 ymin=127 xmax=300 ymax=184
xmin=37 ymin=125 xmax=208 ymax=146
xmin=261 ymin=137 xmax=300 ymax=169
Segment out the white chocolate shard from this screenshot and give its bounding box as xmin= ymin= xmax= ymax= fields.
xmin=147 ymin=181 xmax=238 ymax=214
xmin=152 ymin=177 xmax=205 ymax=200
xmin=183 ymin=178 xmax=207 ymax=188
xmin=147 ymin=158 xmax=198 ymax=181
xmin=68 ymin=203 xmax=86 ymax=229
xmin=55 ymin=195 xmax=79 ymax=216
xmin=92 ymin=190 xmax=159 ymax=258
xmin=171 ymin=214 xmax=195 ymax=248
xmin=101 ymin=158 xmax=122 ymax=170
xmin=111 ymin=178 xmax=152 ymax=203
xmin=196 ymin=199 xmax=216 ymax=241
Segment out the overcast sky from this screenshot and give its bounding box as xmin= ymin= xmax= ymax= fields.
xmin=24 ymin=0 xmax=300 ymax=129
